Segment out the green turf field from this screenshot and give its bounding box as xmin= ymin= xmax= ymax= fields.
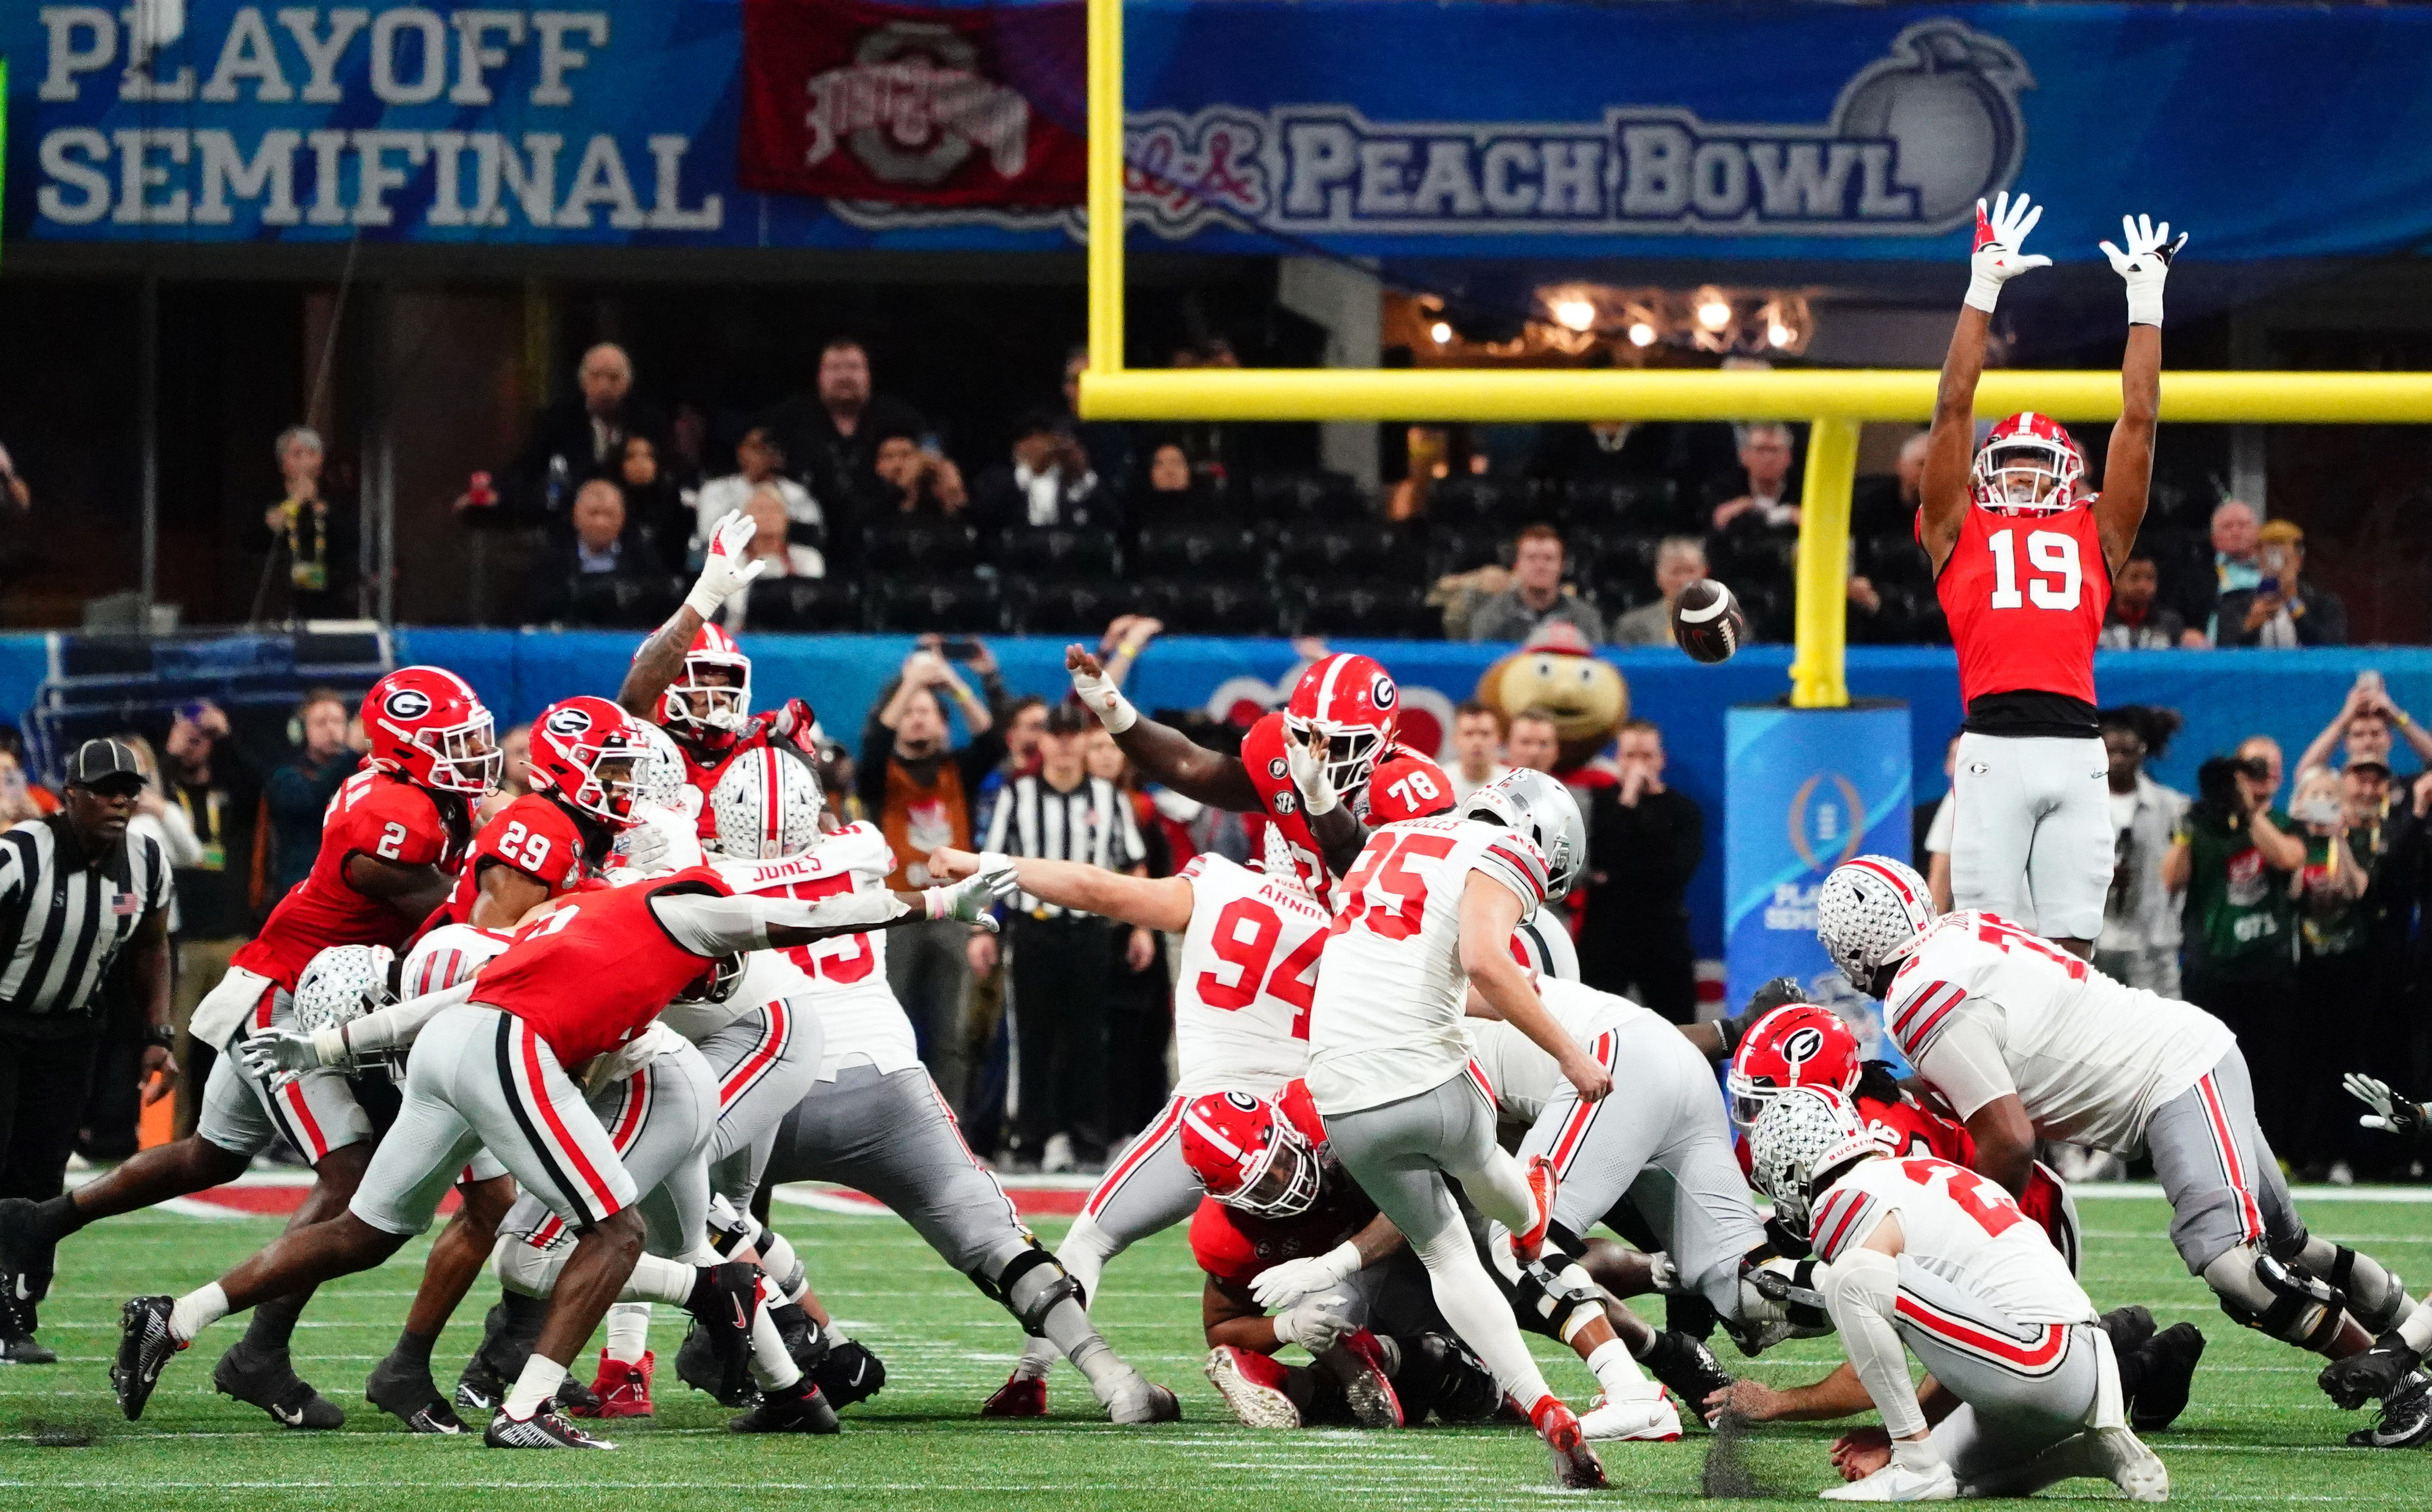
xmin=1 ymin=1190 xmax=2425 ymax=1510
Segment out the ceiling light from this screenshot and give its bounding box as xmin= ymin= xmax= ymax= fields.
xmin=1428 ymin=321 xmax=1453 ymax=345
xmin=1552 ymin=298 xmax=1596 ymax=332
xmin=1696 ymin=298 xmax=1732 ymax=331
xmin=1627 ymin=321 xmax=1658 ymax=348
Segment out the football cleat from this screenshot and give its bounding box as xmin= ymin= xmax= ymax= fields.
xmin=575 ymin=1348 xmax=653 ymax=1420
xmin=1106 ymin=1371 xmax=1182 ymax=1425
xmin=1580 ymin=1388 xmax=1682 ymax=1442
xmin=1516 ymin=1155 xmax=1560 ymax=1265
xmin=814 ymin=1337 xmax=888 ymax=1409
xmin=1529 ymin=1397 xmax=1607 ymax=1490
xmin=111 ymin=1296 xmax=184 ymax=1421
xmin=1642 ymin=1330 xmax=1733 ymax=1421
xmin=768 ymin=1299 xmax=827 ymax=1375
xmin=0 ymin=1332 xmax=57 ymax=1366
xmin=2320 ymin=1332 xmax=2422 ymax=1411
xmin=213 ymin=1345 xmax=344 ymax=1429
xmin=686 ymin=1262 xmax=761 ymax=1406
xmin=1205 ymin=1346 xmax=1299 ymax=1429
xmin=730 ymin=1382 xmax=841 ymax=1434
xmin=2348 ymin=1375 xmax=2432 ymax=1449
xmin=981 ymin=1371 xmax=1048 ymax=1418
xmin=2099 ymin=1304 xmax=2158 ymax=1355
xmin=1821 ymin=1457 xmax=1959 ymax=1501
xmin=1328 ymin=1329 xmax=1404 ymax=1430
xmin=365 ymin=1351 xmax=464 ymax=1434
xmin=1963 ymin=1424 xmax=2168 ymax=1502
xmin=2129 ymin=1322 xmax=2206 ymax=1431
xmin=484 ymin=1405 xmax=616 ymax=1449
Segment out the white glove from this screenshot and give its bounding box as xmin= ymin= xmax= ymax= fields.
xmin=1964 ymin=191 xmax=2052 ymax=314
xmin=1069 ymin=660 xmax=1139 ymax=734
xmin=1269 ymin=1298 xmax=1357 ymax=1355
xmin=974 ymin=851 xmax=1023 ymax=905
xmin=612 ymin=805 xmax=703 ymax=877
xmin=2099 ymin=213 xmax=2187 ymax=328
xmin=239 ymin=1025 xmax=345 ymax=1086
xmin=1249 ymin=1240 xmax=1361 ymax=1310
xmin=685 ymin=512 xmax=767 ymax=620
xmin=2346 ymin=1072 xmax=2428 ymax=1138
xmin=1283 ymin=729 xmax=1338 ymax=817
xmin=924 ymin=872 xmax=1001 ymax=932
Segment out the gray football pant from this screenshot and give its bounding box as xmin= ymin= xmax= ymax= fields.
xmin=692 ymin=998 xmax=823 ymax=1218
xmin=760 ymin=1062 xmax=1029 ymax=1277
xmin=2142 ymin=1049 xmax=2300 ymax=1276
xmin=1517 ymin=1013 xmax=1765 ymax=1317
xmin=497 ymin=1040 xmax=720 ymax=1260
xmin=1896 ymin=1257 xmax=2109 ymax=1484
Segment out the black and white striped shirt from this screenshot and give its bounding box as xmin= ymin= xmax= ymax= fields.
xmin=982 ymin=773 xmax=1145 ymax=918
xmin=0 ymin=815 xmax=172 ymax=1023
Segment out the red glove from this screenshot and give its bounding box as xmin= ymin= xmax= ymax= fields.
xmin=753 ymin=698 xmax=820 ymax=755
xmin=2016 ymin=1161 xmax=2078 ymax=1268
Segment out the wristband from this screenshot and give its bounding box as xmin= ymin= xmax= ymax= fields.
xmin=1117 ymin=636 xmax=1148 ymax=657
xmin=312 ymin=1026 xmax=348 ymax=1067
xmin=144 ymin=1023 xmax=176 ymax=1050
xmin=683 ymin=580 xmax=728 ymax=621
xmin=2125 ymin=286 xmax=2164 ymax=329
xmin=1963 ymin=275 xmax=2005 ymax=315
xmin=1071 ymin=671 xmax=1139 ymax=734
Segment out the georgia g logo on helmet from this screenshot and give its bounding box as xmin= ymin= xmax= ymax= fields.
xmin=544 ymin=706 xmax=593 ymax=738
xmin=1370 ymin=674 xmax=1396 ymax=711
xmin=1780 ymin=1025 xmax=1825 ymax=1073
xmin=384 ymin=687 xmax=432 ymax=721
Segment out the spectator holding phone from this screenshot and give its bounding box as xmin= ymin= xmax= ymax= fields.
xmin=2215 ymin=519 xmax=2347 ymax=647
xmin=2295 ymin=671 xmax=2432 ymax=780
xmin=876 ymin=432 xmax=970 ymax=518
xmin=973 ymin=411 xmax=1114 ymax=534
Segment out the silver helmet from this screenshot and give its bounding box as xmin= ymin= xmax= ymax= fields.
xmin=1815 ymin=856 xmax=1936 ymax=986
xmin=1463 ymin=768 xmax=1587 ymax=899
xmin=1747 ymin=1085 xmax=1883 ymax=1235
xmin=625 ymin=719 xmax=691 ymax=816
xmin=293 ymin=944 xmax=399 ymax=1076
xmin=708 ymin=747 xmax=824 ymax=859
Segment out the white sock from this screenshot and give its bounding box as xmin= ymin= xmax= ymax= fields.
xmin=503 ymin=1355 xmax=568 ymax=1419
xmin=604 ymin=1302 xmax=652 ymax=1365
xmin=2398 ymin=1301 xmax=2432 ymax=1353
xmin=1413 ymin=1222 xmax=1553 ymax=1406
xmin=1585 ymin=1338 xmax=1652 ymax=1401
xmin=622 ymin=1255 xmax=694 ymax=1307
xmin=747 ymin=1286 xmax=803 ymax=1390
xmin=823 ymin=1320 xmax=854 ymax=1349
xmin=759 ymin=1231 xmax=805 ymax=1297
xmin=169 ymin=1283 xmax=229 ymax=1344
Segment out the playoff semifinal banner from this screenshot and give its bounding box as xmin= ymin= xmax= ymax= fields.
xmin=9 ymin=2 xmax=2432 ymax=261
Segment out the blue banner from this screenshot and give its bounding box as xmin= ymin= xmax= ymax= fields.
xmin=12 ymin=3 xmax=2432 ymax=261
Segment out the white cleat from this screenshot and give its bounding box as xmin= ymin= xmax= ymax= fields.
xmin=1820 ymin=1458 xmax=1958 ymax=1501
xmin=1579 ymin=1389 xmax=1682 ymax=1442
xmin=1102 ymin=1370 xmax=1182 ymax=1425
xmin=1202 ymin=1347 xmax=1299 ymax=1429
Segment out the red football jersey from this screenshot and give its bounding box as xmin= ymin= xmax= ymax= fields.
xmin=1931 ymin=502 xmax=2111 ymax=707
xmin=677 ymin=731 xmax=774 ymax=841
xmin=1239 ymin=711 xmax=1447 ymax=909
xmin=433 ymin=794 xmax=591 ymax=932
xmin=1187 ymin=1083 xmax=1374 ymax=1287
xmin=469 ymin=865 xmax=734 ymax=1068
xmin=231 ymin=768 xmax=468 ymax=993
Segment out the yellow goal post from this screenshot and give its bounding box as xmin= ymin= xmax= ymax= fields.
xmin=1072 ymin=0 xmax=2432 ymax=707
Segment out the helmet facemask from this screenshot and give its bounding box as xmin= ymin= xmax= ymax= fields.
xmin=411 ymin=708 xmax=502 ymax=796
xmin=1211 ymin=1122 xmax=1323 ymax=1219
xmin=1970 ymin=434 xmax=2083 ymax=517
xmin=664 ymin=653 xmax=751 ymax=740
xmin=1284 ymin=714 xmax=1384 ymax=794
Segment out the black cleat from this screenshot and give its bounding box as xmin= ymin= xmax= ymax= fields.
xmin=730 ymin=1382 xmax=841 ymax=1434
xmin=2100 ymin=1304 xmax=2158 ymax=1354
xmin=685 ymin=1262 xmax=760 ymax=1406
xmin=812 ymin=1337 xmax=888 ymax=1409
xmin=1642 ymin=1330 xmax=1733 ymax=1423
xmin=554 ymin=1373 xmax=601 ymax=1415
xmin=768 ymin=1299 xmax=827 ymax=1375
xmin=2321 ymin=1332 xmax=2423 ymax=1412
xmin=0 ymin=1331 xmax=56 ymax=1366
xmin=2348 ymin=1376 xmax=2432 ymax=1449
xmin=111 ymin=1296 xmax=183 ymax=1421
xmin=0 ymin=1197 xmax=58 ymax=1299
xmin=213 ymin=1345 xmax=344 ymax=1429
xmin=366 ymin=1351 xmax=464 ymax=1434
xmin=2128 ymin=1323 xmax=2206 ymax=1432
xmin=455 ymin=1353 xmax=506 ymax=1417
xmin=483 ymin=1405 xmax=616 ymax=1449
xmin=676 ymin=1320 xmax=758 ymax=1407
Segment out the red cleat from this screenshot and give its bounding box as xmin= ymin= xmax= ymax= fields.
xmin=1204 ymin=1346 xmax=1301 ymax=1429
xmin=1517 ymin=1154 xmax=1560 ymax=1264
xmin=574 ymin=1349 xmax=653 ymax=1420
xmin=1530 ymin=1395 xmax=1608 ymax=1490
xmin=1331 ymin=1329 xmax=1404 ymax=1429
xmin=981 ymin=1372 xmax=1048 ymax=1418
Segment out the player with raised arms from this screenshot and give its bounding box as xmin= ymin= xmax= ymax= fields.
xmin=1918 ymin=192 xmax=2185 ymax=957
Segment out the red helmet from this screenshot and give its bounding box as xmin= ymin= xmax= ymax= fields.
xmin=1180 ymin=1091 xmax=1322 ymax=1218
xmin=361 ymin=666 xmax=500 ymax=797
xmin=654 ymin=623 xmax=752 ymax=744
xmin=1363 ymin=751 xmax=1455 ymax=824
xmin=1284 ymin=654 xmax=1399 ymax=795
xmin=1727 ymin=1004 xmax=1863 ymax=1127
xmin=526 ymin=696 xmax=651 ymax=829
xmin=1971 ymin=412 xmax=2085 ymax=516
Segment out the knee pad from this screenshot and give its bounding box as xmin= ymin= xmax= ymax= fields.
xmin=2318 ymin=1244 xmax=2408 ymax=1334
xmin=1509 ymin=1257 xmax=1605 ymax=1343
xmin=975 ymin=1243 xmax=1084 ymax=1337
xmin=2267 ymin=1223 xmax=2313 ymax=1266
xmin=2208 ymin=1248 xmax=2347 ymax=1349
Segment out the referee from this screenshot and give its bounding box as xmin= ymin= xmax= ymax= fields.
xmin=982 ymin=703 xmax=1144 ymax=1173
xmin=0 ymin=739 xmax=175 ymax=1363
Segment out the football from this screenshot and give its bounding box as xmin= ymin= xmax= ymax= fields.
xmin=1671 ymin=578 xmax=1746 ymax=663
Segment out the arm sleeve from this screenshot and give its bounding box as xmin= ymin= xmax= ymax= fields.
xmin=649 ymin=887 xmax=910 ymax=956
xmin=1822 ymin=1244 xmax=1928 ymax=1441
xmin=1912 ymin=1006 xmax=2018 ymax=1123
xmin=343 ymin=980 xmax=478 ymax=1055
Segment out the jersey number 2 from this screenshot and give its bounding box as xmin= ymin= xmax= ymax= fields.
xmin=1199 ymin=897 xmax=1320 ymax=1039
xmin=1986 ymin=528 xmax=2081 ymax=611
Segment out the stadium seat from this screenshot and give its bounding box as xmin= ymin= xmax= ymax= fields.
xmin=1136 ymin=577 xmax=1285 ymax=636
xmin=1563 ymin=477 xmax=1682 ymax=528
xmin=1860 ymin=532 xmax=1933 ymax=586
xmin=1004 ymin=576 xmax=1137 ymax=633
xmin=1570 ymin=528 xmax=1662 ymax=586
xmin=743 ymin=578 xmax=863 ymax=632
xmin=1291 ymin=579 xmax=1441 ymax=639
xmin=992 ymin=527 xmax=1122 ymax=579
xmin=1428 ymin=476 xmax=1548 ymax=530
xmin=1132 ymin=523 xmax=1268 ymax=577
xmin=1710 ymin=529 xmax=1799 ymax=585
xmin=868 ymin=575 xmax=1004 ymax=632
xmin=563 ymin=573 xmax=679 ymax=630
xmin=1733 ymin=582 xmax=1788 ymax=641
xmin=1270 ymin=521 xmax=1425 ymax=579
xmin=1594 ymin=577 xmax=1661 ymax=616
xmin=862 ymin=520 xmax=979 ymax=573
xmin=1425 ymin=523 xmax=1510 ymax=576
xmin=1248 ymin=470 xmax=1367 ymax=522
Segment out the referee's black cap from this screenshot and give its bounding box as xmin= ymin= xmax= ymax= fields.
xmin=64 ymin=738 xmax=145 ymax=790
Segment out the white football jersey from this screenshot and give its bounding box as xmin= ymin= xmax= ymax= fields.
xmin=1306 ymin=816 xmax=1552 ymax=1117
xmin=1885 ymin=910 xmax=2234 ymax=1152
xmin=1468 ymin=976 xmax=1661 ymax=1124
xmin=401 ymin=923 xmax=514 ymax=996
xmin=1810 ymin=1152 xmax=2094 ymax=1327
xmin=1171 ymin=854 xmax=1321 ymax=1097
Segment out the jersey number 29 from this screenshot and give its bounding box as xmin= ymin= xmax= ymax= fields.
xmin=1985 ymin=528 xmax=2081 ymax=611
